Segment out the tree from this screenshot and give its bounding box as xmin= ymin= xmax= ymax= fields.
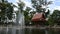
xmin=48 ymin=10 xmax=60 ymax=25
xmin=45 ymin=9 xmax=50 ymax=18
xmin=31 ymin=0 xmax=52 ymax=17
xmin=29 ymin=11 xmax=36 ymax=20
xmin=18 ymin=1 xmax=25 ymax=13
xmin=24 ymin=7 xmax=32 ymax=25
xmin=6 ymin=3 xmax=13 ymax=20
xmin=0 ymin=0 xmax=13 ymax=24
xmin=31 ymin=0 xmax=52 ymax=26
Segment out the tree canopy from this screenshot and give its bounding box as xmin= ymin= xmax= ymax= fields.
xmin=0 ymin=0 xmax=13 ymax=23
xmin=48 ymin=10 xmax=60 ymax=25
xmin=31 ymin=0 xmax=52 ymax=13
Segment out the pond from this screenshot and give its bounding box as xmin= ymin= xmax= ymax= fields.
xmin=0 ymin=27 xmax=60 ymax=34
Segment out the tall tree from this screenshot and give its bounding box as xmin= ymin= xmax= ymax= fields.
xmin=48 ymin=10 xmax=60 ymax=25
xmin=24 ymin=7 xmax=31 ymax=25
xmin=31 ymin=0 xmax=52 ymax=18
xmin=17 ymin=1 xmax=25 ymax=13
xmin=0 ymin=0 xmax=13 ymax=23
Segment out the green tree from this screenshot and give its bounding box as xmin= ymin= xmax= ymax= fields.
xmin=45 ymin=9 xmax=50 ymax=18
xmin=29 ymin=11 xmax=36 ymax=20
xmin=31 ymin=0 xmax=52 ymax=17
xmin=6 ymin=3 xmax=13 ymax=20
xmin=24 ymin=7 xmax=32 ymax=25
xmin=0 ymin=0 xmax=13 ymax=23
xmin=48 ymin=10 xmax=60 ymax=25
xmin=18 ymin=1 xmax=25 ymax=12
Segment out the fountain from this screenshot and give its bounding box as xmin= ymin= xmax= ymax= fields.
xmin=16 ymin=11 xmax=25 ymax=26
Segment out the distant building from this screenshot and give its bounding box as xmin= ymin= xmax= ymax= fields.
xmin=31 ymin=12 xmax=46 ymax=26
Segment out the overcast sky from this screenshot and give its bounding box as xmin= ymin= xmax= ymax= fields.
xmin=7 ymin=0 xmax=60 ymax=13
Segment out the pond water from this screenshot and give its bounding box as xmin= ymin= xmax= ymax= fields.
xmin=0 ymin=27 xmax=60 ymax=34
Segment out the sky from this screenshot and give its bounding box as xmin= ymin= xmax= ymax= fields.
xmin=7 ymin=0 xmax=60 ymax=13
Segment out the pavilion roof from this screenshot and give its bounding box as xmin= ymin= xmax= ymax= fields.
xmin=31 ymin=13 xmax=46 ymax=21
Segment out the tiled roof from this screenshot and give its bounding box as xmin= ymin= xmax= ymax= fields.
xmin=32 ymin=13 xmax=46 ymax=21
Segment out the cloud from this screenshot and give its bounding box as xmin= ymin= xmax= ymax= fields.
xmin=21 ymin=0 xmax=60 ymax=14
xmin=48 ymin=5 xmax=60 ymax=13
xmin=48 ymin=0 xmax=55 ymax=1
xmin=54 ymin=6 xmax=60 ymax=10
xmin=14 ymin=7 xmax=18 ymax=11
xmin=16 ymin=0 xmax=19 ymax=2
xmin=8 ymin=0 xmax=60 ymax=13
xmin=24 ymin=1 xmax=32 ymax=7
xmin=21 ymin=0 xmax=32 ymax=8
xmin=47 ymin=0 xmax=60 ymax=13
xmin=55 ymin=0 xmax=60 ymax=2
xmin=48 ymin=0 xmax=60 ymax=9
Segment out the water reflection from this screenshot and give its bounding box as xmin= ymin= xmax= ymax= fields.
xmin=0 ymin=27 xmax=60 ymax=34
xmin=25 ymin=28 xmax=45 ymax=34
xmin=0 ymin=27 xmax=25 ymax=34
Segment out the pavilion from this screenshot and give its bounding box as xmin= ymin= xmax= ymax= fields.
xmin=31 ymin=12 xmax=47 ymax=26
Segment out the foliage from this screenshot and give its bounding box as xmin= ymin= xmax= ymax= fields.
xmin=48 ymin=10 xmax=60 ymax=25
xmin=31 ymin=0 xmax=52 ymax=25
xmin=29 ymin=11 xmax=36 ymax=20
xmin=17 ymin=1 xmax=25 ymax=13
xmin=45 ymin=9 xmax=50 ymax=18
xmin=24 ymin=7 xmax=32 ymax=25
xmin=0 ymin=0 xmax=13 ymax=23
xmin=31 ymin=0 xmax=52 ymax=13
